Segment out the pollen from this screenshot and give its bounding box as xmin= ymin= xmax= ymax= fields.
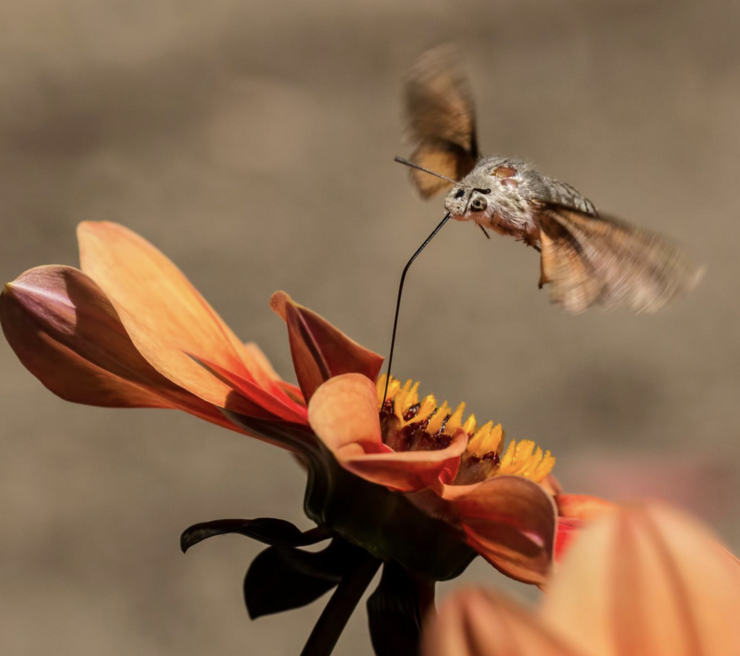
xmin=376 ymin=375 xmax=555 ymax=484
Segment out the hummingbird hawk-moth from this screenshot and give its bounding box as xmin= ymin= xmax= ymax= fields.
xmin=402 ymin=46 xmax=703 ymax=314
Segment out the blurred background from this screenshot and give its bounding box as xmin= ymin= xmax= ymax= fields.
xmin=1 ymin=0 xmax=739 ymax=653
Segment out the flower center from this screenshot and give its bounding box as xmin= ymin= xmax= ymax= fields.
xmin=377 ymin=375 xmax=555 ymax=485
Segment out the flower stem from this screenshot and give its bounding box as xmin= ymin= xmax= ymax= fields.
xmin=417 ymin=579 xmax=436 ymax=621
xmin=300 ymin=552 xmax=381 ymax=656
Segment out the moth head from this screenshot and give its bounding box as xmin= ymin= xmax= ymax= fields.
xmin=444 ymin=158 xmax=526 ymax=219
xmin=443 ymin=183 xmax=490 ymax=219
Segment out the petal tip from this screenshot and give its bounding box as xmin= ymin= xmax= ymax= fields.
xmin=269 ymin=290 xmax=292 ymax=319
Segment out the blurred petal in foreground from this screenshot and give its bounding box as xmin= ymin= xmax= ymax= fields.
xmin=425 ymin=501 xmax=740 ymax=656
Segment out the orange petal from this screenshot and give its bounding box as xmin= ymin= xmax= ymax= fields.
xmin=308 ymin=374 xmax=465 ymax=491
xmin=541 ymin=502 xmax=740 ymax=656
xmin=271 ymin=291 xmax=384 ymax=401
xmin=423 ymin=588 xmax=579 ymax=656
xmin=243 ymin=341 xmax=304 ymax=403
xmin=195 ymin=355 xmax=307 ymax=424
xmin=0 ymin=266 xmax=245 ymax=431
xmin=556 ymin=494 xmax=615 ymax=522
xmin=554 ymin=494 xmax=616 ymax=561
xmin=76 ymin=222 xmax=266 ymax=413
xmin=438 ymin=477 xmax=558 ymax=585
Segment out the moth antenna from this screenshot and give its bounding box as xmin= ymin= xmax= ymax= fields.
xmin=394 ymin=156 xmax=466 ymax=187
xmin=383 ymin=212 xmax=452 ymax=404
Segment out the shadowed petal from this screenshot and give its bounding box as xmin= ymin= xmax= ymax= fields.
xmin=308 ymin=374 xmax=465 ymax=491
xmin=244 ymin=341 xmax=305 ymax=404
xmin=2 ymin=267 xmax=169 ymax=409
xmin=541 ymin=502 xmax=740 ymax=656
xmin=76 ymin=222 xmax=271 ymax=411
xmin=423 ymin=588 xmax=579 ymax=656
xmin=271 ymin=291 xmax=384 ymax=401
xmin=195 ymin=356 xmax=308 ymax=424
xmin=439 ymin=477 xmax=557 ymax=585
xmin=0 ymin=266 xmax=251 ymax=431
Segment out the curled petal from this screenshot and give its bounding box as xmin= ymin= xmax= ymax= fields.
xmin=439 ymin=477 xmax=557 ymax=585
xmin=308 ymin=374 xmax=465 ymax=491
xmin=541 ymin=502 xmax=740 ymax=656
xmin=76 ymin=222 xmax=269 ymax=412
xmin=0 ymin=266 xmax=243 ymax=431
xmin=307 ymin=373 xmax=384 ymax=458
xmin=271 ymin=291 xmax=384 ymax=401
xmin=342 ymin=434 xmax=466 ymax=492
xmin=423 ymin=588 xmax=579 ymax=656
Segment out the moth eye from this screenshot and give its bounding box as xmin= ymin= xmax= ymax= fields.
xmin=492 ymin=165 xmax=517 ymax=179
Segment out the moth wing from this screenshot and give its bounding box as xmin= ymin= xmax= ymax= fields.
xmin=536 ymin=204 xmax=704 ymax=314
xmin=404 ymin=45 xmax=479 ymax=198
xmin=408 ymin=141 xmax=478 ymax=198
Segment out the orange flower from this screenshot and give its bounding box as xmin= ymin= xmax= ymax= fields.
xmin=423 ymin=501 xmax=740 ymax=656
xmin=1 ymin=222 xmax=560 ymax=583
xmin=308 ymin=373 xmax=560 ymax=583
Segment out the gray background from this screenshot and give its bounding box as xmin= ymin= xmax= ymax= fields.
xmin=1 ymin=0 xmax=739 ymax=654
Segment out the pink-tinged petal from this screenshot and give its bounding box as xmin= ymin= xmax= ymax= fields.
xmin=541 ymin=502 xmax=740 ymax=656
xmin=76 ymin=222 xmax=268 ymax=412
xmin=2 ymin=268 xmax=168 ymax=409
xmin=439 ymin=477 xmax=557 ymax=585
xmin=0 ymin=266 xmax=252 ymax=432
xmin=271 ymin=291 xmax=384 ymax=401
xmin=308 ymin=374 xmax=465 ymax=491
xmin=423 ymin=588 xmax=580 ymax=656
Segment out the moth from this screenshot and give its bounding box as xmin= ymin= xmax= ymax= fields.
xmin=402 ymin=46 xmax=703 ymax=314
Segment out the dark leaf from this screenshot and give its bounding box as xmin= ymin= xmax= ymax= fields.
xmin=367 ymin=562 xmax=424 ymax=656
xmin=181 ymin=517 xmax=318 ymax=553
xmin=245 ymin=538 xmax=366 ymax=619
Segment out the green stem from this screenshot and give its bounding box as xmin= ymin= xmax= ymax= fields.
xmin=300 ymin=553 xmax=381 ymax=656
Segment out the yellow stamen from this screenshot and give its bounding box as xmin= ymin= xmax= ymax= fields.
xmin=427 ymin=401 xmax=450 ymax=434
xmin=393 ymin=379 xmax=414 ymax=420
xmin=375 ymin=375 xmax=555 ymax=484
xmin=498 ymin=439 xmax=555 ymax=483
xmin=377 ymin=373 xmax=389 ymax=407
xmin=407 ymin=381 xmax=420 ymax=407
xmin=444 ymin=403 xmax=466 ymax=435
xmin=462 ymin=414 xmax=477 ymax=435
xmin=467 ymin=422 xmax=504 ymax=458
xmin=416 ymin=395 xmax=437 ymax=423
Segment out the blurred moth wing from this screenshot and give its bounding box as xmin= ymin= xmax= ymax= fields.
xmin=536 ymin=204 xmax=705 ymax=313
xmin=404 ymin=46 xmax=479 ymax=198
